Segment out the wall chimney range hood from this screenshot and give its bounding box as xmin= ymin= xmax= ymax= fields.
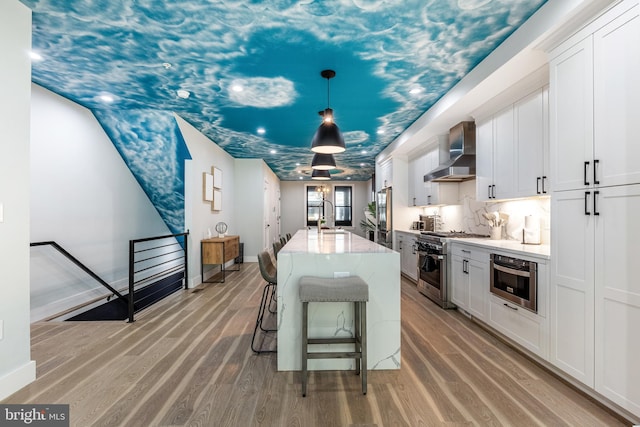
xmin=424 ymin=121 xmax=476 ymax=182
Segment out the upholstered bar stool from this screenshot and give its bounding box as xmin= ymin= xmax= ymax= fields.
xmin=298 ymin=275 xmax=369 ymax=397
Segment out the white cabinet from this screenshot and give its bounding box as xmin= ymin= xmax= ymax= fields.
xmin=475 ymin=107 xmax=515 ymax=201
xmin=450 ymin=244 xmax=489 ymax=321
xmin=376 ymin=159 xmax=392 ymax=191
xmin=396 ymin=232 xmax=418 ymax=281
xmin=548 ymin=0 xmax=640 ymax=416
xmin=514 ymin=87 xmax=549 ymax=197
xmin=550 ymin=1 xmax=640 ymax=192
xmin=488 ymin=260 xmax=548 ymax=359
xmin=549 ymin=189 xmax=595 ymax=386
xmin=408 ymin=144 xmax=458 ymax=207
xmin=476 ymin=87 xmax=549 ymax=201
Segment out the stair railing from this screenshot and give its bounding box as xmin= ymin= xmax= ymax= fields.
xmin=128 ymin=231 xmax=189 ymax=322
xmin=30 ymin=241 xmax=128 ymax=305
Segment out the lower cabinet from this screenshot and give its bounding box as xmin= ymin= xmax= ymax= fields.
xmin=397 ymin=232 xmax=418 ymax=281
xmin=450 ymin=244 xmax=489 ymax=321
xmin=450 ymin=242 xmax=549 ymax=359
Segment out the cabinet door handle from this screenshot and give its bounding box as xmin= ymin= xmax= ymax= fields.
xmin=594 ymin=159 xmax=600 ymax=185
xmin=413 ymin=197 xmax=416 ymax=206
xmin=427 ymin=195 xmax=431 ymax=205
xmin=536 ymin=177 xmax=541 ymax=194
xmin=594 ymin=190 xmax=600 ymax=216
xmin=584 ymin=191 xmax=591 ymax=215
xmin=542 ymin=176 xmax=547 ymax=194
xmin=488 ymin=185 xmax=492 ymax=199
xmin=503 ymin=303 xmax=518 ymax=311
xmin=584 ymin=161 xmax=590 ymax=186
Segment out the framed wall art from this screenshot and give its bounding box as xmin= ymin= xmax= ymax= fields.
xmin=213 ymin=166 xmax=222 ymax=189
xmin=203 ymin=172 xmax=214 ymax=201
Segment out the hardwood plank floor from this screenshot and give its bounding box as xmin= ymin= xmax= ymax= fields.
xmin=3 ymin=262 xmax=631 ymax=426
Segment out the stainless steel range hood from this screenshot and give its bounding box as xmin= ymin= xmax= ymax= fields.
xmin=424 ymin=121 xmax=476 ymax=182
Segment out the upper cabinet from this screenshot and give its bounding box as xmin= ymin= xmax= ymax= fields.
xmin=476 ymin=87 xmax=548 ymax=202
xmin=550 ymin=0 xmax=640 ymax=192
xmin=408 ymin=136 xmax=458 ymax=207
xmin=376 ymin=158 xmax=392 ymax=191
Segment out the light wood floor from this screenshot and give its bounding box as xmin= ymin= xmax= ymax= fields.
xmin=4 ymin=262 xmax=630 ymax=426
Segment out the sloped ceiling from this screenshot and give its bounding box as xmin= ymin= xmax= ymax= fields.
xmin=22 ymin=0 xmax=546 ymax=183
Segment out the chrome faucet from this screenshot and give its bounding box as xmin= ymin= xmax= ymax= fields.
xmin=318 ymin=199 xmax=334 ymax=228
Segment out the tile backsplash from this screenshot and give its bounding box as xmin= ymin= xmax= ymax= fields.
xmin=422 ymin=181 xmax=550 ymax=244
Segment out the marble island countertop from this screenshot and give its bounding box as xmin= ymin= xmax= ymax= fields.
xmin=281 ymin=229 xmax=395 ymax=255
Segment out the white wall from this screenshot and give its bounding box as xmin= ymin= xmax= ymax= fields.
xmin=175 ymin=115 xmax=236 ymax=285
xmin=29 ymin=85 xmax=172 ymax=321
xmin=279 ymin=180 xmax=371 ymax=239
xmin=0 ymin=0 xmax=35 ymax=401
xmin=234 ymin=159 xmax=280 ymax=260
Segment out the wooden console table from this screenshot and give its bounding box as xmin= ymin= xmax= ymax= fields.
xmin=201 ymin=235 xmax=240 ymax=283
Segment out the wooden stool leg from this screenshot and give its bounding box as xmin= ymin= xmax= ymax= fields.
xmin=361 ymin=301 xmax=367 ymax=395
xmin=301 ymin=301 xmax=308 ymax=397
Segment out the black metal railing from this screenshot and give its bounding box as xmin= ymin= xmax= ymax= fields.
xmin=30 ymin=241 xmax=128 ymax=305
xmin=128 ymin=231 xmax=189 ymax=322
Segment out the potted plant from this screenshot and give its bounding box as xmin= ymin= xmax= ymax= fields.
xmin=359 ymin=201 xmax=377 ymax=240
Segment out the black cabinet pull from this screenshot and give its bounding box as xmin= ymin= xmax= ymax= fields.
xmin=427 ymin=195 xmax=431 ymax=205
xmin=594 ymin=190 xmax=600 ymax=216
xmin=542 ymin=176 xmax=547 ymax=194
xmin=584 ymin=161 xmax=590 ymax=186
xmin=584 ymin=191 xmax=591 ymax=215
xmin=488 ymin=185 xmax=491 ymax=199
xmin=503 ymin=303 xmax=518 ymax=311
xmin=536 ymin=177 xmax=541 ymax=194
xmin=412 ymin=197 xmax=416 ymax=206
xmin=492 ymin=185 xmax=496 ymax=199
xmin=594 ymin=159 xmax=600 ymax=185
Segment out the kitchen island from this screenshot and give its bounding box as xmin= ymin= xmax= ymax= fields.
xmin=276 ymin=229 xmax=401 ymax=371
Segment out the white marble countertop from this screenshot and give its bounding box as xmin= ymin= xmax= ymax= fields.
xmin=395 ymin=229 xmax=550 ymax=259
xmin=281 ymin=229 xmax=395 ymax=254
xmin=448 ymin=237 xmax=550 ymax=260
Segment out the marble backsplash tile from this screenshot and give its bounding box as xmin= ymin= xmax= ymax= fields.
xmin=422 ymin=180 xmax=550 ymax=244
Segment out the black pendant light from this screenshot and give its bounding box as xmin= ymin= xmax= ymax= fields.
xmin=311 ymin=169 xmax=331 ymax=180
xmin=311 ymin=153 xmax=336 ymax=170
xmin=311 ymin=70 xmax=346 ymax=154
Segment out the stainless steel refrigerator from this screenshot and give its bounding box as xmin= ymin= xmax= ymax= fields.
xmin=377 ymin=187 xmax=392 ymax=248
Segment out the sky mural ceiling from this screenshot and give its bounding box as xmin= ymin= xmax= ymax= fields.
xmin=22 ymin=0 xmax=547 ymax=182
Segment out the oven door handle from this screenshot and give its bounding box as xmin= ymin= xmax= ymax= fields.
xmin=493 ymin=263 xmax=530 ymax=278
xmin=418 ymin=251 xmax=444 ymax=260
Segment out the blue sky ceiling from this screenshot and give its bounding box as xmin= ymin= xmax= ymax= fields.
xmin=22 ymin=0 xmax=546 ymax=232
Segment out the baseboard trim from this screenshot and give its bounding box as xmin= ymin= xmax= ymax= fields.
xmin=0 ymin=360 xmax=36 ymax=401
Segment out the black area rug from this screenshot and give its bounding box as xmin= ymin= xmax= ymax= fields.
xmin=66 ymin=272 xmax=184 ymax=321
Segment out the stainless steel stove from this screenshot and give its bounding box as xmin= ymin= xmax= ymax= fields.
xmin=416 ymin=231 xmax=488 ymax=308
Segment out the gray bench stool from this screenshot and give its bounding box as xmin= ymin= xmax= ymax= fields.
xmin=299 ymin=275 xmax=369 ymax=397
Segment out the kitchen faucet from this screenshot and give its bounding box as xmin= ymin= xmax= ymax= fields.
xmin=318 ymin=199 xmax=334 ymax=228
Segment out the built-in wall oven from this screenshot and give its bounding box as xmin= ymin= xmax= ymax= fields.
xmin=490 ymin=253 xmax=537 ymax=312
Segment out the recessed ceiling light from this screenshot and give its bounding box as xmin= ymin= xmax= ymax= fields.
xmin=296 ymin=163 xmax=301 ymax=166
xmin=176 ymin=89 xmax=190 ymax=99
xmin=270 ymin=149 xmax=277 ymax=154
xmin=299 ymin=176 xmax=303 ymax=180
xmin=257 ymin=127 xmax=266 ymax=135
xmin=29 ymin=51 xmax=43 ymax=62
xmin=409 ymin=87 xmax=423 ymax=95
xmin=361 ymin=150 xmax=367 ymax=154
xmin=99 ymin=94 xmax=114 ymax=103
xmin=347 ymin=177 xmax=351 ymax=180
xmin=231 ymin=84 xmax=243 ymax=92
xmin=360 ymin=163 xmax=365 ymax=167
xmin=377 ymin=129 xmax=385 ymax=135
xmin=162 ymin=62 xmax=172 ymax=69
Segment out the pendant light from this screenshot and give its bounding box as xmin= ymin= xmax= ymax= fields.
xmin=311 ymin=153 xmax=336 ymax=170
xmin=311 ymin=169 xmax=331 ymax=180
xmin=310 ymin=70 xmax=345 ymax=154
